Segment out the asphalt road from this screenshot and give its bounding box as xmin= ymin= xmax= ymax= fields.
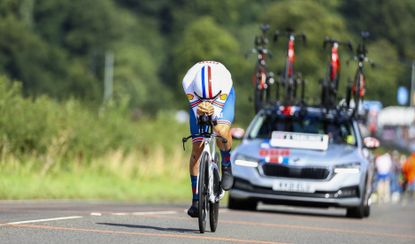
xmin=1 ymin=200 xmax=414 ymax=244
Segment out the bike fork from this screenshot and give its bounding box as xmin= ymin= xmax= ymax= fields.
xmin=208 ymin=162 xmax=224 ymax=203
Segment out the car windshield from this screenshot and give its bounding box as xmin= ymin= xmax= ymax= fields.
xmin=248 ymin=114 xmax=356 ymax=145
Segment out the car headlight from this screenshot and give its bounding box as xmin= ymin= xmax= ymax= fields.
xmin=334 ymin=162 xmax=361 ymax=174
xmin=234 ymin=154 xmax=259 ymax=168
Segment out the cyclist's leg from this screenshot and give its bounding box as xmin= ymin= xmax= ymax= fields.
xmin=215 ymin=88 xmax=235 ymax=190
xmin=188 ymin=109 xmax=203 ymax=217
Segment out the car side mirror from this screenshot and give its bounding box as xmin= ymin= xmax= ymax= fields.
xmin=230 ymin=127 xmax=245 ymax=140
xmin=363 ymin=137 xmax=380 ymax=149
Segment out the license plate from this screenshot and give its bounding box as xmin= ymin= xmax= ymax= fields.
xmin=272 ymin=180 xmax=314 ymax=193
xmin=270 ymin=131 xmax=329 ymax=151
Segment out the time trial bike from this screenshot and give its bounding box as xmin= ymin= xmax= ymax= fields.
xmin=182 ymin=115 xmax=227 ymax=233
xmin=347 ymin=31 xmax=374 ymax=117
xmin=321 ymin=37 xmax=353 ymax=109
xmin=274 ymin=28 xmax=306 ymax=105
xmin=246 ymin=24 xmax=275 ymax=113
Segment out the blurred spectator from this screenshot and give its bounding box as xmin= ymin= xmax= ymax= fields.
xmin=390 ymin=150 xmax=402 ymax=203
xmin=375 ymin=152 xmax=392 ymax=203
xmin=402 ymin=152 xmax=415 ymax=201
xmin=399 ymin=154 xmax=407 ymax=190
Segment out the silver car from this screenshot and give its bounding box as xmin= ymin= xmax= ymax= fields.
xmin=228 ymin=106 xmax=378 ymax=218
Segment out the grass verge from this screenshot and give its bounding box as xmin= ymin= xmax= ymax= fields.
xmin=0 ymin=147 xmax=192 ymax=203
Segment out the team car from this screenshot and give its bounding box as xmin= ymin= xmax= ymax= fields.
xmin=228 ymin=105 xmax=379 ymax=218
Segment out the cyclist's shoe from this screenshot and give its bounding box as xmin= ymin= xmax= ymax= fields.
xmin=187 ymin=200 xmax=199 ymax=218
xmin=221 ymin=166 xmax=234 ymax=191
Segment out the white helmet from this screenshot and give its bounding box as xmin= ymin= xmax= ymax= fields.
xmin=193 ymin=64 xmax=224 ymax=100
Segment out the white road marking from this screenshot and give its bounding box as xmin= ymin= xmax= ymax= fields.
xmin=110 ymin=210 xmax=178 ymax=216
xmin=90 ymin=212 xmax=102 ymax=216
xmin=132 ymin=210 xmax=177 ymax=216
xmin=6 ymin=216 xmax=83 ymax=225
xmin=181 ymin=209 xmax=229 ymax=214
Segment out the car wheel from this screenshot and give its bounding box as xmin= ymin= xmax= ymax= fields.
xmin=228 ymin=195 xmax=257 ymax=211
xmin=346 ymin=182 xmax=369 ymax=219
xmin=346 ymin=205 xmax=364 ymax=219
xmin=363 ymin=193 xmax=371 ymax=217
xmin=363 ymin=204 xmax=370 ymax=217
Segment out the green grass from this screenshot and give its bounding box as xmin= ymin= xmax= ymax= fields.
xmin=0 ymin=170 xmax=189 ymax=202
xmin=0 ymin=149 xmax=191 ymax=202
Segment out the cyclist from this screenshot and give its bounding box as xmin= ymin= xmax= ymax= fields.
xmin=182 ymin=61 xmax=235 ymax=217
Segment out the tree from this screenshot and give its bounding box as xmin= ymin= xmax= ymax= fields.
xmin=341 ymin=0 xmax=415 ymax=60
xmin=364 ymin=39 xmax=403 ymax=105
xmin=172 ymin=16 xmax=240 ymax=90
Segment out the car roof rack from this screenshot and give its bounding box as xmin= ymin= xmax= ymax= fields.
xmin=261 ymin=102 xmax=353 ymax=122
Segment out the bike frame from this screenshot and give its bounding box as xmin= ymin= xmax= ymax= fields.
xmin=182 ymin=116 xmax=225 ymax=203
xmin=353 ymin=64 xmax=366 ymax=98
xmin=199 ymin=131 xmax=224 ymax=203
xmin=285 ymin=35 xmax=296 ymax=80
xmin=329 ymin=42 xmax=340 ymax=83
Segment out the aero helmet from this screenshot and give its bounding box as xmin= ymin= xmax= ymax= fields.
xmin=193 ymin=64 xmax=222 ymax=99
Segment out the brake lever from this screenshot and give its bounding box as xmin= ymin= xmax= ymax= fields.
xmin=182 ymin=135 xmax=192 ymax=151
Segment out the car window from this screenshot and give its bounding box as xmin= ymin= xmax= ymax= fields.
xmin=249 ymin=114 xmax=356 ymax=145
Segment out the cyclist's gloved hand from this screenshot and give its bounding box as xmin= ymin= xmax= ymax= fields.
xmin=197 ymin=102 xmax=214 ymax=116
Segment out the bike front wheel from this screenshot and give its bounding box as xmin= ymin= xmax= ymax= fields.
xmin=198 ymin=152 xmax=209 ymax=233
xmin=209 ymin=166 xmax=220 ymax=232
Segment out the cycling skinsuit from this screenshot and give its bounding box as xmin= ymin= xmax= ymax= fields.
xmin=182 ymin=61 xmax=235 ymax=143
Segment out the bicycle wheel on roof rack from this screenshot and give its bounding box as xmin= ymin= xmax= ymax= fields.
xmin=321 ymin=79 xmax=329 ymax=108
xmin=254 ymin=73 xmax=266 ymax=113
xmin=254 ymin=87 xmax=263 ymax=113
xmin=352 ymin=72 xmax=362 ymax=117
xmin=198 ymin=152 xmax=209 ymax=233
xmin=285 ymin=77 xmax=296 ymax=105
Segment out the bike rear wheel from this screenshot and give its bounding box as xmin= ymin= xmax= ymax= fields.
xmin=198 ymin=152 xmax=209 ymax=233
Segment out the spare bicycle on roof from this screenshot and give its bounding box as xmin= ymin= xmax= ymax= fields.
xmin=274 ymin=28 xmax=307 ymax=106
xmin=246 ymin=24 xmax=275 ymax=113
xmin=320 ymin=37 xmax=353 ymax=111
xmin=346 ymin=31 xmax=375 ymax=118
xmin=244 ymin=26 xmax=374 ymax=120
